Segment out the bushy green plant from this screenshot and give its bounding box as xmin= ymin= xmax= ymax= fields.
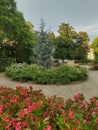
xmin=0 ymin=57 xmax=14 ymax=72
xmin=6 ymin=64 xmax=88 ymax=84
xmin=0 ymin=86 xmax=98 ymax=130
xmin=91 ymin=56 xmax=98 ymax=70
xmin=6 ymin=63 xmax=31 ymax=81
xmin=77 ymin=59 xmax=93 ymax=64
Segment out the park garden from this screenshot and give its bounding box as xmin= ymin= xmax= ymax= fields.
xmin=0 ymin=0 xmax=98 ymax=129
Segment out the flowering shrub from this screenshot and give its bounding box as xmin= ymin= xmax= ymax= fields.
xmin=0 ymin=86 xmax=98 ymax=130
xmin=6 ymin=63 xmax=88 ymax=84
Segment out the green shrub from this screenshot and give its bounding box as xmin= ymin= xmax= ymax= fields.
xmin=6 ymin=64 xmax=88 ymax=84
xmin=0 ymin=57 xmax=14 ymax=72
xmin=6 ymin=63 xmax=31 ymax=81
xmin=91 ymin=58 xmax=98 ymax=70
xmin=76 ymin=59 xmax=93 ymax=64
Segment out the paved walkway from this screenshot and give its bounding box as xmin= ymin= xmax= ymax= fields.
xmin=0 ymin=70 xmax=98 ymax=100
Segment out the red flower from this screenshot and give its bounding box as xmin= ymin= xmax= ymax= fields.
xmin=90 ymin=97 xmax=96 ymax=103
xmin=44 ymin=125 xmax=52 ymax=130
xmin=83 ymin=120 xmax=87 ymax=124
xmin=16 ymin=86 xmax=21 ymax=89
xmin=74 ymin=93 xmax=80 ymax=100
xmin=29 ymin=86 xmax=33 ymax=90
xmin=62 ymin=117 xmax=66 ymax=123
xmin=69 ymin=110 xmax=74 ymax=119
xmin=96 ymin=102 xmax=98 ymax=107
xmin=0 ymin=106 xmax=3 ymax=114
xmin=96 ymin=118 xmax=98 ymax=125
xmin=24 ymin=108 xmax=30 ymax=115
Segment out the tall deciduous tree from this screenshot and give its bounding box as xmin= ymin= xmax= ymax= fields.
xmin=58 ymin=23 xmax=76 ymax=40
xmin=54 ymin=23 xmax=89 ymax=61
xmin=75 ymin=31 xmax=89 ymax=60
xmin=53 ymin=37 xmax=76 ymax=62
xmin=34 ymin=19 xmax=53 ymax=69
xmin=0 ymin=0 xmax=35 ymax=63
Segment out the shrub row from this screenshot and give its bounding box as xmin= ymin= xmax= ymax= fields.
xmin=0 ymin=86 xmax=98 ymax=130
xmin=6 ymin=63 xmax=88 ymax=84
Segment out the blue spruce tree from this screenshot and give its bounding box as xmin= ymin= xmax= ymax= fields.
xmin=34 ymin=19 xmax=53 ymax=69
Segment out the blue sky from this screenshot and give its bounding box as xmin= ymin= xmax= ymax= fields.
xmin=16 ymin=0 xmax=98 ymax=42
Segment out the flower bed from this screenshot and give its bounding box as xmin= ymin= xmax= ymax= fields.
xmin=0 ymin=86 xmax=98 ymax=130
xmin=6 ymin=63 xmax=88 ymax=84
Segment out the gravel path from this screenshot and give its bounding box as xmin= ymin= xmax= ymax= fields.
xmin=0 ymin=70 xmax=98 ymax=100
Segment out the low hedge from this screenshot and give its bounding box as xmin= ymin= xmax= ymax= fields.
xmin=0 ymin=86 xmax=98 ymax=130
xmin=6 ymin=63 xmax=88 ymax=84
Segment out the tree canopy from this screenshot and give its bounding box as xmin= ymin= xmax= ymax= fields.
xmin=0 ymin=0 xmax=35 ymax=63
xmin=58 ymin=23 xmax=76 ymax=40
xmin=53 ymin=23 xmax=89 ymax=61
xmin=91 ymin=36 xmax=98 ymax=57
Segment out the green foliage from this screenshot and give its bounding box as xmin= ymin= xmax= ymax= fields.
xmin=75 ymin=31 xmax=89 ymax=60
xmin=0 ymin=57 xmax=14 ymax=72
xmin=91 ymin=36 xmax=98 ymax=55
xmin=0 ymin=0 xmax=35 ymax=63
xmin=53 ymin=23 xmax=89 ymax=61
xmin=91 ymin=55 xmax=98 ymax=70
xmin=6 ymin=63 xmax=31 ymax=81
xmin=76 ymin=59 xmax=93 ymax=64
xmin=34 ymin=19 xmax=53 ymax=68
xmin=53 ymin=37 xmax=76 ymax=61
xmin=6 ymin=63 xmax=88 ymax=84
xmin=58 ymin=23 xmax=76 ymax=40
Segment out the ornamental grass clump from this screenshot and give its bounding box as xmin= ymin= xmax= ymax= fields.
xmin=0 ymin=86 xmax=98 ymax=130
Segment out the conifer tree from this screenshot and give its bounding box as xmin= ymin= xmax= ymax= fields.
xmin=34 ymin=19 xmax=53 ymax=68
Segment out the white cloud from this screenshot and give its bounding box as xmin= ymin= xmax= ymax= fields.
xmin=75 ymin=23 xmax=98 ymax=35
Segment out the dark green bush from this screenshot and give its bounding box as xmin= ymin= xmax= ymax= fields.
xmin=76 ymin=59 xmax=93 ymax=64
xmin=91 ymin=58 xmax=98 ymax=70
xmin=6 ymin=63 xmax=88 ymax=84
xmin=0 ymin=57 xmax=14 ymax=72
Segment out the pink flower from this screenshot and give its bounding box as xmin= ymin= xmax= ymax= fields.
xmin=14 ymin=122 xmax=22 ymax=130
xmin=96 ymin=102 xmax=98 ymax=107
xmin=22 ymin=121 xmax=28 ymax=127
xmin=96 ymin=118 xmax=98 ymax=125
xmin=16 ymin=86 xmax=21 ymax=89
xmin=62 ymin=117 xmax=66 ymax=123
xmin=3 ymin=117 xmax=9 ymax=122
xmin=28 ymin=104 xmax=36 ymax=111
xmin=0 ymin=106 xmax=3 ymax=114
xmin=74 ymin=93 xmax=80 ymax=100
xmin=29 ymin=86 xmax=33 ymax=89
xmin=90 ymin=97 xmax=96 ymax=103
xmin=5 ymin=122 xmax=11 ymax=130
xmin=36 ymin=102 xmax=43 ymax=107
xmin=69 ymin=110 xmax=74 ymax=119
xmin=24 ymin=108 xmax=30 ymax=115
xmin=44 ymin=125 xmax=52 ymax=130
xmin=19 ymin=113 xmax=25 ymax=118
xmin=83 ymin=120 xmax=87 ymax=124
xmin=24 ymin=97 xmax=30 ymax=106
xmin=73 ymin=127 xmax=77 ymax=130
